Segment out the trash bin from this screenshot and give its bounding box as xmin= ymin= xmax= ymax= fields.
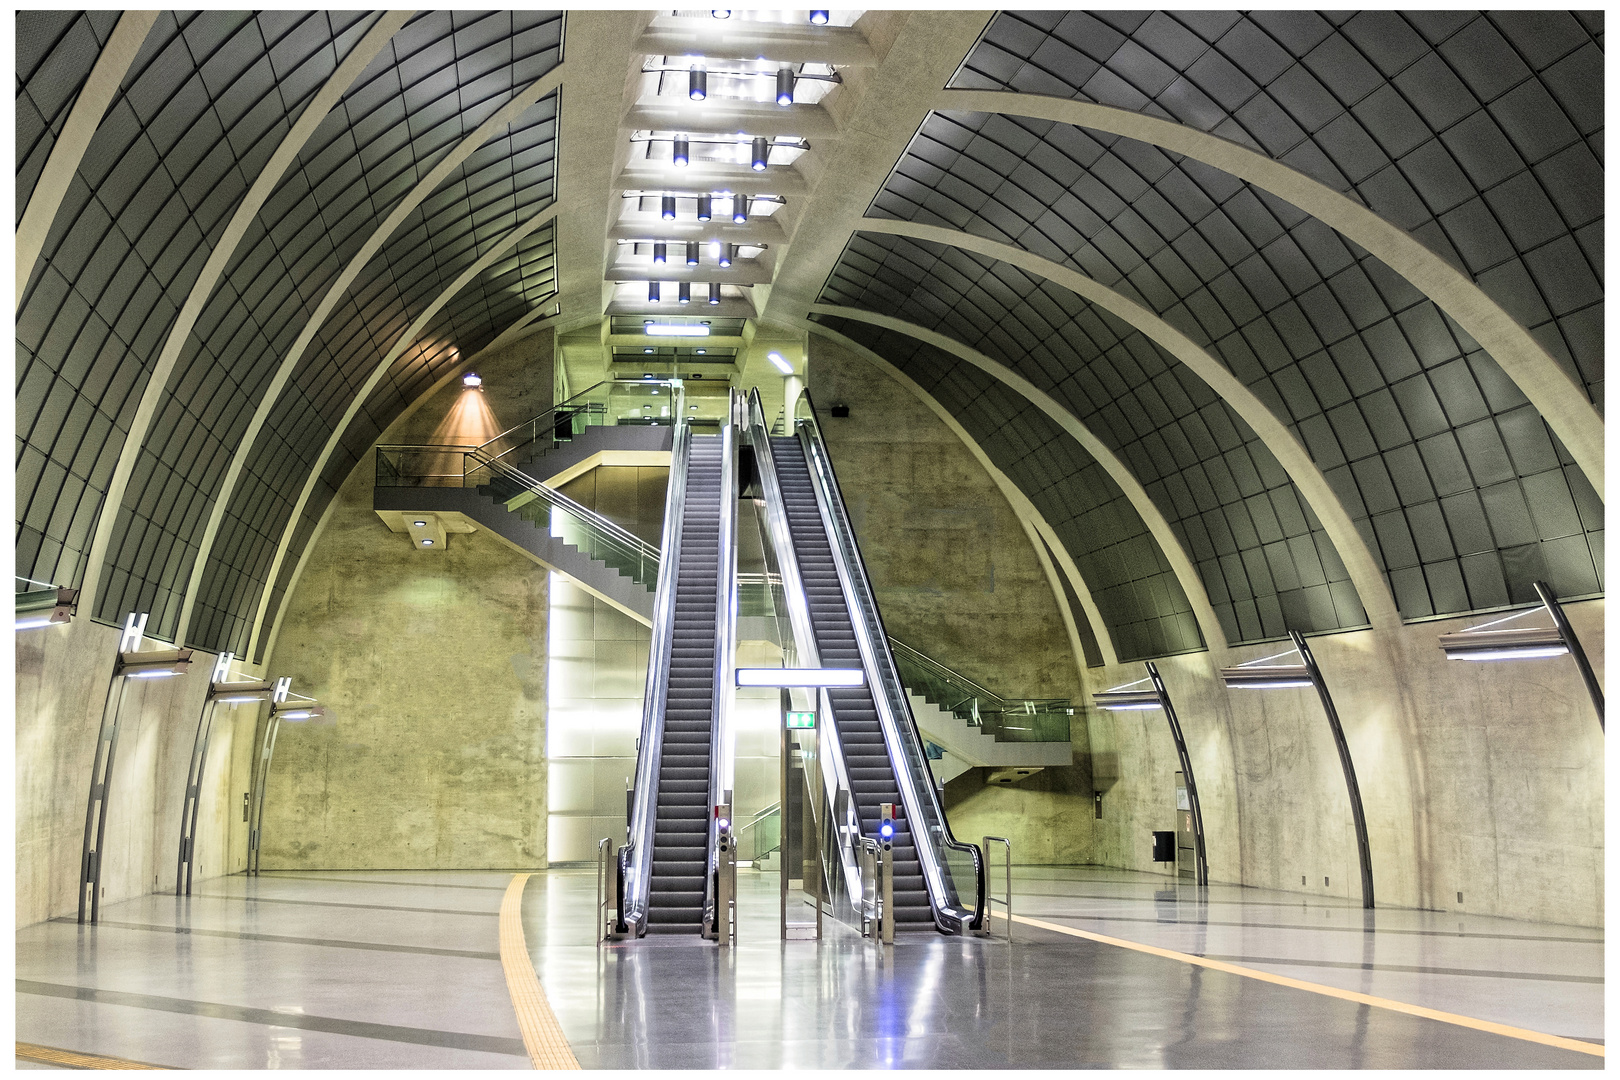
xmin=1151 ymin=831 xmax=1175 ymax=862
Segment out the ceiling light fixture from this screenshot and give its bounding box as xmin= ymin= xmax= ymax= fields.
xmin=645 ymin=323 xmax=710 ymax=336
xmin=673 ymin=136 xmax=690 ymax=167
xmin=750 ymin=137 xmax=769 ymax=171
xmin=697 ymin=194 xmax=712 ymax=221
xmin=678 ymin=282 xmax=691 ymax=304
xmin=711 ymin=9 xmax=731 ymax=18
xmin=462 ymin=372 xmax=481 ymax=388
xmin=648 ymin=281 xmax=661 ymax=302
xmin=809 ymin=10 xmax=829 ymax=25
xmin=686 ymin=241 xmax=700 ymax=266
xmin=768 ymin=351 xmax=793 ymax=375
xmin=708 ymin=283 xmax=722 ymax=305
xmin=776 ymin=68 xmax=795 ymax=106
xmin=732 ymin=195 xmax=749 ymax=223
xmin=661 ymin=195 xmax=677 ymax=220
xmin=653 ymin=242 xmax=667 ymax=264
xmin=689 ymin=67 xmax=707 ymax=101
xmin=718 ymin=243 xmax=735 ymax=267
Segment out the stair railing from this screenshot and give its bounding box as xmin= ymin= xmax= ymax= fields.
xmin=618 ymin=421 xmax=694 ymax=936
xmin=795 ymin=393 xmax=986 ymax=935
xmin=889 ymin=637 xmax=1075 ymax=743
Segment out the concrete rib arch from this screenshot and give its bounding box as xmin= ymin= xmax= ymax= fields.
xmin=808 ymin=303 xmax=1229 ymax=655
xmin=174 ymin=63 xmax=569 ymax=641
xmin=800 ymin=316 xmax=1119 ymax=669
xmin=74 ymin=13 xmax=413 ymax=626
xmin=848 ymin=217 xmax=1403 ymax=636
xmin=244 ymin=200 xmax=562 ymax=660
xmin=938 ymin=88 xmax=1605 ymax=498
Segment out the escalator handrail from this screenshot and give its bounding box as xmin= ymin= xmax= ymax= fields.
xmin=794 ymin=396 xmax=986 ymax=934
xmin=745 ymin=389 xmax=865 ymax=910
xmin=702 ymin=414 xmax=740 ymax=936
xmin=621 ymin=421 xmax=694 ymax=935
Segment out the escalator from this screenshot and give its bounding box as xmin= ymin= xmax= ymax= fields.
xmin=618 ymin=419 xmax=738 ymax=937
xmin=746 ymin=390 xmax=983 ymax=934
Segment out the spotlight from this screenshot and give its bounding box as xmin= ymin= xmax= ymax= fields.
xmin=708 ymin=283 xmax=722 ymax=305
xmin=644 ymin=347 xmax=655 ymax=354
xmin=768 ymin=350 xmax=793 ymax=374
xmin=673 ymin=136 xmax=689 ymax=167
xmin=653 ymin=242 xmax=667 ymax=264
xmin=462 ymin=372 xmax=481 ymax=388
xmin=421 ymin=539 xmax=434 ymax=546
xmin=718 ymin=243 xmax=734 ymax=267
xmin=413 ymin=520 xmax=426 ymax=527
xmin=711 ymin=9 xmax=731 ymax=17
xmin=697 ymin=194 xmax=712 ymax=221
xmin=648 ymin=281 xmax=661 ymax=302
xmin=776 ymin=68 xmax=795 ymax=106
xmin=751 ymin=137 xmax=769 ymax=171
xmin=679 ymin=282 xmax=691 ymax=304
xmin=686 ymin=241 xmax=700 ymax=266
xmin=809 ymin=10 xmax=829 ymax=25
xmin=689 ymin=67 xmax=707 ymax=101
xmin=732 ymin=194 xmax=749 ymax=223
xmin=661 ymin=195 xmax=676 ymax=220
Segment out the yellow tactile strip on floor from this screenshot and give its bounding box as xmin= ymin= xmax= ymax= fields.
xmin=1000 ymin=911 xmax=1604 ymax=1059
xmin=499 ymin=874 xmax=582 ymax=1070
xmin=16 ymin=1042 xmax=174 ymax=1069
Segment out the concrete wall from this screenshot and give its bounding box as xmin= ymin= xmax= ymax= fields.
xmin=259 ymin=333 xmax=555 ymax=870
xmin=16 ymin=617 xmax=255 ymax=926
xmin=808 ymin=335 xmax=1095 ymax=864
xmin=1083 ymin=602 xmax=1604 ymax=926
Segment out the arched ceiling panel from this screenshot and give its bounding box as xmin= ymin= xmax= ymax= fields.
xmin=822 ymin=231 xmax=1364 ymax=645
xmin=16 ymin=11 xmax=380 ymax=622
xmin=864 ymin=107 xmax=1602 ymax=619
xmin=190 ymin=88 xmax=561 ymax=657
xmin=15 ymin=10 xmax=124 ymax=224
xmin=953 ymin=10 xmax=1604 ymax=406
xmin=812 ymin=312 xmax=1204 ymax=663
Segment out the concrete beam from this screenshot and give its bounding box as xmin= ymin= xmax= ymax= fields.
xmin=606 ymin=259 xmax=770 ymax=286
xmin=609 ymin=218 xmax=787 ymax=245
xmin=617 ymin=162 xmax=808 ymax=197
xmin=634 ymin=16 xmax=878 ymax=66
xmin=16 ymin=10 xmax=158 ymax=312
xmin=624 ymin=100 xmax=839 ymax=138
xmin=850 ymin=219 xmax=1402 ymax=636
xmin=938 ymin=89 xmax=1606 ymax=500
xmin=606 ymin=299 xmax=758 ymax=320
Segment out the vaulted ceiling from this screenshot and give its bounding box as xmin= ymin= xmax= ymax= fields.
xmin=15 ymin=10 xmax=1604 ymax=666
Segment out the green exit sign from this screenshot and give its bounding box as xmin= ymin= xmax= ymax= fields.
xmin=786 ymin=711 xmax=816 ymax=729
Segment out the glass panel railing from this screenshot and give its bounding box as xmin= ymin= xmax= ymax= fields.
xmin=889 ymin=637 xmax=1075 ymax=743
xmin=794 ymin=394 xmax=985 ymax=934
xmin=475 ymin=379 xmax=686 ymax=478
xmin=735 ymin=803 xmax=781 ymax=864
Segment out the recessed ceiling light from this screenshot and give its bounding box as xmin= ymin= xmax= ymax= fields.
xmin=421 ymin=539 xmax=434 ymax=546
xmin=413 ymin=520 xmax=426 ymax=527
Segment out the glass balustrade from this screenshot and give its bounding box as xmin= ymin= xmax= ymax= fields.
xmin=888 ymin=638 xmax=1075 ymax=744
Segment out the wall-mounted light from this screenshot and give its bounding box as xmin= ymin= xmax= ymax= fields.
xmin=661 ymin=195 xmax=677 ymax=221
xmin=1092 ymin=683 xmax=1161 ymax=710
xmin=732 ymin=195 xmax=749 ymax=223
xmin=776 ymin=68 xmax=795 ymax=106
xmin=767 ymin=351 xmax=793 ymax=375
xmin=708 ymin=283 xmax=722 ymax=305
xmin=689 ymin=67 xmax=707 ymax=101
xmin=750 ymin=137 xmax=769 ymax=171
xmin=673 ymin=136 xmax=690 ymax=167
xmin=645 ymin=323 xmax=710 ymax=336
xmin=1220 ymin=665 xmax=1313 ymax=690
xmin=686 ymin=242 xmax=700 ymax=266
xmin=737 ymin=667 xmax=865 ymax=688
xmin=462 ymin=372 xmax=481 ymax=388
xmin=648 ymin=281 xmax=661 ymax=302
xmin=1439 ymin=581 xmax=1601 ymax=727
xmin=718 ymin=243 xmax=735 ymax=267
xmin=809 ymin=10 xmax=829 ymax=25
xmin=15 ymin=586 xmax=78 ymax=631
xmin=697 ymin=194 xmax=712 ymax=221
xmin=653 ymin=242 xmax=668 ymax=264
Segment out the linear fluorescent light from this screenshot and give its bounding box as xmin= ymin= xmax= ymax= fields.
xmin=1220 ymin=665 xmax=1312 ymax=690
xmin=645 ymin=323 xmax=709 ymax=336
xmin=767 ymin=351 xmax=793 ymax=374
xmin=1437 ymin=626 xmax=1566 ymax=662
xmin=16 ymin=586 xmax=78 ymax=631
xmin=736 ymin=667 xmax=865 ymax=688
xmin=118 ymin=647 xmax=194 ymax=679
xmin=1092 ymin=688 xmax=1161 ymax=711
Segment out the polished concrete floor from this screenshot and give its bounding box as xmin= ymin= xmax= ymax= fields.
xmin=15 ymin=866 xmax=1603 ymax=1069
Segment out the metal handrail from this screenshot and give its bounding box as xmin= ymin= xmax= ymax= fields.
xmin=475 ymin=379 xmax=612 ymax=456
xmin=702 ymin=409 xmax=740 ymax=937
xmin=746 ymin=388 xmax=865 ymax=911
xmin=620 ymin=421 xmax=694 ymax=936
xmin=795 ymin=394 xmax=986 ymax=934
xmin=983 ymin=836 xmax=1012 ymax=941
xmin=472 ymin=450 xmax=661 ymax=569
xmin=889 ymin=636 xmax=1073 ymax=716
